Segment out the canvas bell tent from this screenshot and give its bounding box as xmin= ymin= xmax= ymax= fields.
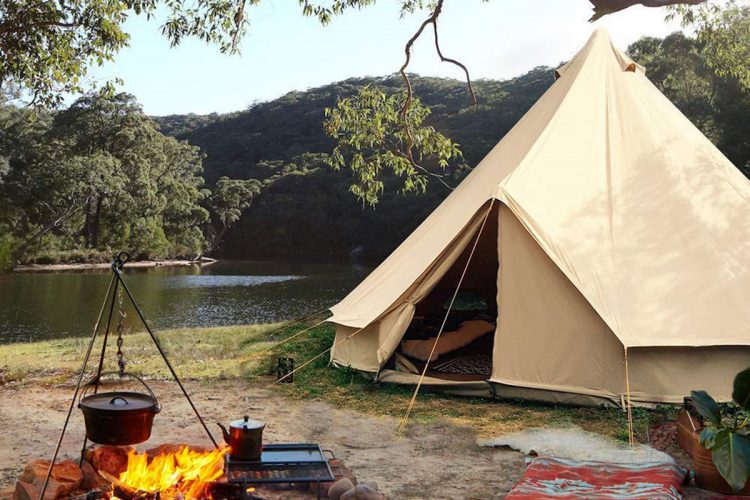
xmin=327 ymin=29 xmax=750 ymax=406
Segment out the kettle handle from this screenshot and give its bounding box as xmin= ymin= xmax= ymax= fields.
xmin=217 ymin=422 xmax=230 ymax=444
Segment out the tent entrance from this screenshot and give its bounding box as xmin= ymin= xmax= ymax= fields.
xmin=385 ymin=204 xmax=499 ymax=382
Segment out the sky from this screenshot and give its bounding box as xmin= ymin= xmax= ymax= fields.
xmin=85 ymin=0 xmax=687 ymax=116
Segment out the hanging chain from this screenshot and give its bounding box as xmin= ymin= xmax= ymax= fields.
xmin=116 ymin=285 xmax=127 ymax=377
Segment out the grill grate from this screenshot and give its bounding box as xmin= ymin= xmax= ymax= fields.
xmin=227 ymin=463 xmax=332 ymax=481
xmin=225 ymin=443 xmax=335 ymax=500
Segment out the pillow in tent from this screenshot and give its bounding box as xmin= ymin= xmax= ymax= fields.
xmin=401 ymin=319 xmax=494 ymax=362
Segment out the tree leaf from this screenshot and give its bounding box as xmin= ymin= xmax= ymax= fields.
xmin=733 ymin=367 xmax=750 ymax=410
xmin=710 ymin=429 xmax=750 ymax=492
xmin=692 ymin=390 xmax=722 ymax=426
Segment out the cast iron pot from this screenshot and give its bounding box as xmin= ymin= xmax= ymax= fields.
xmin=78 ymin=372 xmax=161 ymax=446
xmin=218 ymin=416 xmax=265 ymax=461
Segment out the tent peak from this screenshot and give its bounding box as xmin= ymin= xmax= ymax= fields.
xmin=555 ymin=28 xmax=645 ymax=80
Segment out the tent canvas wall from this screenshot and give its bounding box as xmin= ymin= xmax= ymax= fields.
xmin=328 ymin=29 xmax=750 ymax=406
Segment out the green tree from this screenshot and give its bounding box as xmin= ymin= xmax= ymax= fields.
xmin=669 ymin=1 xmax=750 ymax=90
xmin=207 ymin=176 xmax=262 ymax=251
xmin=628 ymin=32 xmax=718 ymax=134
xmin=0 ymin=91 xmax=224 ymax=264
xmin=324 ymin=86 xmax=460 ymax=206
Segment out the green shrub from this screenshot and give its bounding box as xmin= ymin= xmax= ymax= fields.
xmin=0 ymin=233 xmax=15 ymax=271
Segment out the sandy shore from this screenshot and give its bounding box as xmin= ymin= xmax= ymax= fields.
xmin=13 ymin=258 xmax=217 ymax=273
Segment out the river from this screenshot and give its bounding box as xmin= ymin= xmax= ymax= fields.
xmin=0 ymin=260 xmax=372 ymax=344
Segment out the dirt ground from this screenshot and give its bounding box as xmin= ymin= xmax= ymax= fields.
xmin=0 ymin=380 xmax=728 ymax=499
xmin=0 ymin=380 xmax=527 ymax=499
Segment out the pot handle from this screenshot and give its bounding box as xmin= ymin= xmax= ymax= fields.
xmin=80 ymin=371 xmax=160 ymax=410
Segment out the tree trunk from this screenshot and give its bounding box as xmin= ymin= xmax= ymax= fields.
xmin=12 ymin=195 xmax=89 ymax=265
xmin=91 ymin=195 xmax=104 ymax=248
xmin=82 ymin=196 xmax=94 ymax=248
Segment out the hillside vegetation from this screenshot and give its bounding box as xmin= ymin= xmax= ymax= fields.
xmin=154 ymin=70 xmax=554 ymax=260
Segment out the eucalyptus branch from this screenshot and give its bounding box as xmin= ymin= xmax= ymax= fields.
xmin=431 ymin=15 xmax=477 ymax=107
xmin=394 ymin=148 xmax=455 ymax=192
xmin=397 ymin=0 xmax=475 ymax=171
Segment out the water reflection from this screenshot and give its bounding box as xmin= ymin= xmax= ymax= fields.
xmin=160 ymin=275 xmax=303 ymax=289
xmin=0 ymin=260 xmax=370 ymax=344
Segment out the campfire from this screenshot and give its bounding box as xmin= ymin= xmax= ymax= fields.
xmin=109 ymin=446 xmax=229 ymax=499
xmin=14 ymin=444 xmax=257 ymax=500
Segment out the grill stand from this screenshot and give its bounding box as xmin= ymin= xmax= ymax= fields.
xmin=39 ymin=252 xmax=219 ymax=499
xmin=225 ymin=444 xmax=336 ymax=500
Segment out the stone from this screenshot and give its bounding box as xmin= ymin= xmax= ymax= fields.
xmin=340 ymin=483 xmax=386 ymax=500
xmin=310 ymin=458 xmax=358 ymax=497
xmin=90 ymin=446 xmax=133 ymax=477
xmin=15 ymin=459 xmax=82 ymax=499
xmin=20 ymin=459 xmax=82 ymax=485
xmin=80 ymin=460 xmax=106 ymax=490
xmin=327 ymin=478 xmax=355 ymax=500
xmin=13 ymin=479 xmax=70 ymax=500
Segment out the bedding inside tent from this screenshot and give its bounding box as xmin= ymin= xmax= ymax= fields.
xmin=385 ymin=205 xmax=499 ymax=382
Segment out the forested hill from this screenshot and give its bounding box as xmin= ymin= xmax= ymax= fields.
xmin=154 ymin=70 xmax=556 ymax=260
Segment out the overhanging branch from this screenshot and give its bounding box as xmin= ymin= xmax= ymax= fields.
xmin=397 ymin=0 xmax=474 ymax=185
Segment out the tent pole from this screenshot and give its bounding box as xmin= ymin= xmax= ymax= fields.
xmin=398 ymin=199 xmax=496 ymax=433
xmin=624 ymin=346 xmax=635 ymax=447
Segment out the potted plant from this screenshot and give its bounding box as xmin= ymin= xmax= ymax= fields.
xmin=691 ymin=366 xmax=750 ymax=494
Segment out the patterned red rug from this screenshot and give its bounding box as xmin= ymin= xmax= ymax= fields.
xmin=506 ymin=456 xmax=690 ymax=499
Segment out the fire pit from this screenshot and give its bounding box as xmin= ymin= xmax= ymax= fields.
xmin=13 ymin=442 xmax=346 ymax=500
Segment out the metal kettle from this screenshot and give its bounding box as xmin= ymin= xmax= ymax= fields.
xmin=217 ymin=415 xmax=265 ymax=461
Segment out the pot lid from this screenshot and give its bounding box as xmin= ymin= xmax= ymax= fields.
xmin=80 ymin=391 xmax=157 ymax=413
xmin=229 ymin=415 xmax=265 ymax=430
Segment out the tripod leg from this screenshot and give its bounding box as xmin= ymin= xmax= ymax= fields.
xmin=39 ymin=274 xmax=117 ymax=500
xmin=115 ymin=270 xmax=219 ymax=448
xmin=78 ymin=278 xmax=120 ymax=466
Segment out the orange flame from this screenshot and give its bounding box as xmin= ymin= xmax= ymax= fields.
xmin=115 ymin=445 xmax=229 ymax=499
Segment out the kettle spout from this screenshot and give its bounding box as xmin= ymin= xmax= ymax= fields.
xmin=217 ymin=422 xmax=230 ymax=444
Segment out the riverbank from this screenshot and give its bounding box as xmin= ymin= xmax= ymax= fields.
xmin=0 ymin=321 xmax=661 ymax=441
xmin=13 ymin=257 xmax=217 ymax=272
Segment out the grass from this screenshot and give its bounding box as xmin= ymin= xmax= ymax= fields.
xmin=0 ymin=322 xmax=674 ymax=441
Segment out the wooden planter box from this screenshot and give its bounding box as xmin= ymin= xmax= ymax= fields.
xmin=677 ymin=409 xmax=702 ymax=457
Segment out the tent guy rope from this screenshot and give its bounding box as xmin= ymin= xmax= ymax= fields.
xmin=237 ymin=317 xmax=330 ymax=363
xmin=398 ymin=199 xmax=496 ymax=433
xmin=269 ymin=324 xmax=368 ymax=386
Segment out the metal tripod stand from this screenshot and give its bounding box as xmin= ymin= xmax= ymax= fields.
xmin=39 ymin=252 xmax=218 ymax=499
